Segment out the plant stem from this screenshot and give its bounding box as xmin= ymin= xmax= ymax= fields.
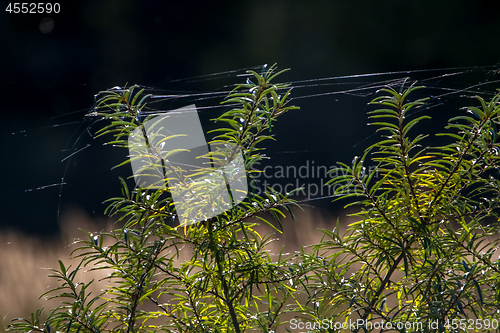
xmin=352 ymin=238 xmax=414 ymax=333
xmin=207 ymin=219 xmax=242 ymax=333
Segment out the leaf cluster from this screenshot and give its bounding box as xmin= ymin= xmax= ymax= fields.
xmin=7 ymin=65 xmax=306 ymax=333
xmin=300 ymin=85 xmax=500 ymax=332
xmin=9 ymin=69 xmax=500 ymax=333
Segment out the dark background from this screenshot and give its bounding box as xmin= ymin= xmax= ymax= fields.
xmin=1 ymin=0 xmax=500 ymax=235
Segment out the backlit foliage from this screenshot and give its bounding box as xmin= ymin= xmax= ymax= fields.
xmin=7 ymin=69 xmax=500 ymax=333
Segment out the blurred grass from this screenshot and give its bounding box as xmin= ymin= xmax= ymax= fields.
xmin=0 ymin=207 xmax=113 ymax=332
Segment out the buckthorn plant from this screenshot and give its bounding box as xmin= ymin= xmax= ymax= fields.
xmin=7 ymin=66 xmax=500 ymax=333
